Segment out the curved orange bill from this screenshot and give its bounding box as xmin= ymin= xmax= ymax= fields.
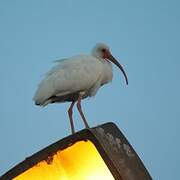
xmin=108 ymin=54 xmax=128 ymax=85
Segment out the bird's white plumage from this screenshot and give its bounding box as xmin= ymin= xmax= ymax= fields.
xmin=33 ymin=53 xmax=113 ymax=105
xmin=33 ymin=43 xmax=128 ymax=133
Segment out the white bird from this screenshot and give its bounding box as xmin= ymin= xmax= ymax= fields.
xmin=33 ymin=43 xmax=128 ymax=134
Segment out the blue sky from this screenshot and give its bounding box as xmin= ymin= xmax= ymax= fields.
xmin=0 ymin=0 xmax=180 ymax=179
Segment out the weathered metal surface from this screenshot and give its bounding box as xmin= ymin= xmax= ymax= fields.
xmin=0 ymin=122 xmax=152 ymax=180
xmin=92 ymin=123 xmax=152 ymax=180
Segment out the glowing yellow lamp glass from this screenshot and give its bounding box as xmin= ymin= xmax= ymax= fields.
xmin=13 ymin=140 xmax=114 ymax=180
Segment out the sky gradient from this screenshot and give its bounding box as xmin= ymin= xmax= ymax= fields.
xmin=0 ymin=0 xmax=180 ymax=179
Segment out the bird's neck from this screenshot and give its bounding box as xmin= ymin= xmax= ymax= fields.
xmin=101 ymin=60 xmax=113 ymax=84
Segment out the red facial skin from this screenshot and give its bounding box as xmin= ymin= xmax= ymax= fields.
xmin=102 ymin=49 xmax=128 ymax=85
xmin=103 ymin=50 xmax=111 ymax=59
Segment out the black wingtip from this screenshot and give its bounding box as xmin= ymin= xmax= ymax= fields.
xmin=35 ymin=102 xmax=41 ymax=106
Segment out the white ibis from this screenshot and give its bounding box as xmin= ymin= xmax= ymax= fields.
xmin=33 ymin=43 xmax=128 ymax=134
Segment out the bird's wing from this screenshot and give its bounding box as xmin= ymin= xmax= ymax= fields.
xmin=53 ymin=58 xmax=67 ymax=63
xmin=33 ymin=55 xmax=103 ymax=104
xmin=45 ymin=58 xmax=67 ymax=76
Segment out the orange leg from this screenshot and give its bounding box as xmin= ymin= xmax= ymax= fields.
xmin=77 ymin=94 xmax=89 ymax=129
xmin=68 ymin=101 xmax=75 ymax=134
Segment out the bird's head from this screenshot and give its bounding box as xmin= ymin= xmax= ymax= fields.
xmin=92 ymin=43 xmax=128 ymax=85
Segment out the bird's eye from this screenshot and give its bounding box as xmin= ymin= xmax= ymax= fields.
xmin=101 ymin=49 xmax=106 ymax=53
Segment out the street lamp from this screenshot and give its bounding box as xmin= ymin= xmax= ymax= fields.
xmin=0 ymin=122 xmax=152 ymax=180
